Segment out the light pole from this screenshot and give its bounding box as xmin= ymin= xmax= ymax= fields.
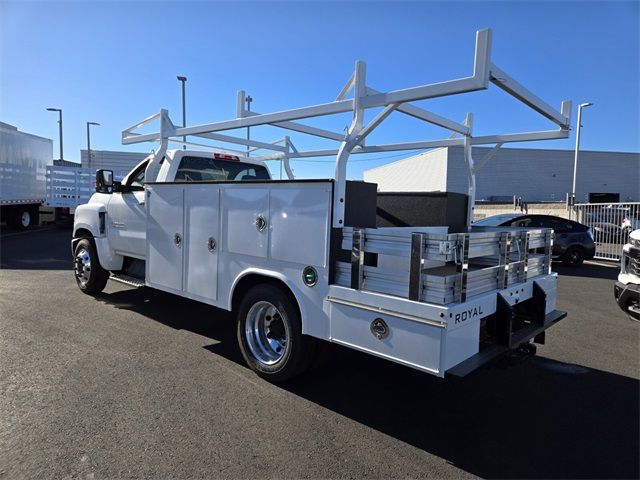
xmin=246 ymin=95 xmax=253 ymax=157
xmin=570 ymin=102 xmax=593 ymax=218
xmin=177 ymin=76 xmax=187 ymax=149
xmin=86 ymin=122 xmax=100 ymax=169
xmin=46 ymin=107 xmax=63 ymax=161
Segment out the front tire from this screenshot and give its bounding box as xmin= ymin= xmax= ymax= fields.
xmin=237 ymin=284 xmax=316 ymax=382
xmin=562 ymin=246 xmax=585 ymax=266
xmin=73 ymin=238 xmax=109 ymax=294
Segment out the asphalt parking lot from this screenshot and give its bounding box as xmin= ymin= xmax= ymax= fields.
xmin=1 ymin=227 xmax=638 ymax=479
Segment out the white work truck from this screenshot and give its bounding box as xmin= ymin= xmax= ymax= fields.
xmin=72 ymin=29 xmax=573 ymax=381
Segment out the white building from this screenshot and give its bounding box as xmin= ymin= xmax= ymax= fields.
xmin=364 ymin=146 xmax=640 ymax=203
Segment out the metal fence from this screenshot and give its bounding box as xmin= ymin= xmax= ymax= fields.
xmin=574 ymin=202 xmax=640 ymax=261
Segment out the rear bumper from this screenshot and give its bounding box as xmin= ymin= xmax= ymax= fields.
xmin=584 ymin=243 xmax=596 ymax=260
xmin=447 ymin=309 xmax=566 ymax=377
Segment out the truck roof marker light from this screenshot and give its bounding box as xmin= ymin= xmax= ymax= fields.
xmin=214 ymin=153 xmax=240 ymax=161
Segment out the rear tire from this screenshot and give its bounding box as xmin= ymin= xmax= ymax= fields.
xmin=562 ymin=246 xmax=585 ymax=266
xmin=237 ymin=283 xmax=316 ymax=382
xmin=73 ymin=238 xmax=109 ymax=294
xmin=7 ymin=206 xmax=35 ymax=230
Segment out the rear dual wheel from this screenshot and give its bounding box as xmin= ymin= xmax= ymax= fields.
xmin=237 ymin=284 xmax=316 ymax=382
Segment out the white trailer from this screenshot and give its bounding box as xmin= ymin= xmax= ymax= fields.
xmin=72 ymin=29 xmax=573 ymax=381
xmin=0 ymin=122 xmax=53 ymax=229
xmin=46 ymin=150 xmax=147 ymax=223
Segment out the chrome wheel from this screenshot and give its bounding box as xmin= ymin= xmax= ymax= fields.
xmin=244 ymin=301 xmax=290 ymax=365
xmin=74 ymin=248 xmax=91 ymax=286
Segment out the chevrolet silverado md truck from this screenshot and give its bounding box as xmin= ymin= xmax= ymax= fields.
xmin=72 ymin=29 xmax=573 ymax=381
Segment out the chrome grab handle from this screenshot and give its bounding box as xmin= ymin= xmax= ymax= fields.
xmin=207 ymin=237 xmax=217 ymax=252
xmin=255 ymin=215 xmax=267 ymax=232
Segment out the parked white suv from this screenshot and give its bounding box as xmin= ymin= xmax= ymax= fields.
xmin=615 ymin=229 xmax=640 ymax=321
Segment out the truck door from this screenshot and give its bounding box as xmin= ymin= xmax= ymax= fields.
xmin=107 ymin=162 xmax=147 ymax=258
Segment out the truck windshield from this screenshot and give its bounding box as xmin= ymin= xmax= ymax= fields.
xmin=175 ymin=156 xmax=270 ymax=182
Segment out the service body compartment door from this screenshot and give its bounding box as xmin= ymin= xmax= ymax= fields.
xmin=184 ymin=186 xmax=220 ymax=301
xmin=146 ymin=185 xmax=184 ymax=293
xmin=329 ymin=301 xmax=445 ymax=376
xmin=269 ymin=185 xmax=331 ymax=267
xmin=222 ymin=187 xmax=269 ymax=258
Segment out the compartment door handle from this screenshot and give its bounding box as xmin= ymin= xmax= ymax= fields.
xmin=207 ymin=236 xmax=217 ymax=252
xmin=255 ymin=215 xmax=267 ymax=232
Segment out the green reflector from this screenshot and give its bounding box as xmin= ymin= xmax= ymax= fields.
xmin=303 ymin=267 xmax=317 ymax=286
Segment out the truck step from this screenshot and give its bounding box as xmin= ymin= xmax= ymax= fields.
xmin=109 ymin=273 xmax=145 ymax=288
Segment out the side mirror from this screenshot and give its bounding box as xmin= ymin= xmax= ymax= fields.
xmin=96 ymin=169 xmax=114 ymax=194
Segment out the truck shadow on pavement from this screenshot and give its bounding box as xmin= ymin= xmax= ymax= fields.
xmin=97 ymin=287 xmax=639 ymax=480
xmin=294 ymin=346 xmax=639 ymax=479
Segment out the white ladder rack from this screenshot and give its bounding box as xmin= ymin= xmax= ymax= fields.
xmin=121 ymin=28 xmax=572 ymax=230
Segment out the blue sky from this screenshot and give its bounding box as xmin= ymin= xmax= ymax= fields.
xmin=1 ymin=1 xmax=638 ymax=179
